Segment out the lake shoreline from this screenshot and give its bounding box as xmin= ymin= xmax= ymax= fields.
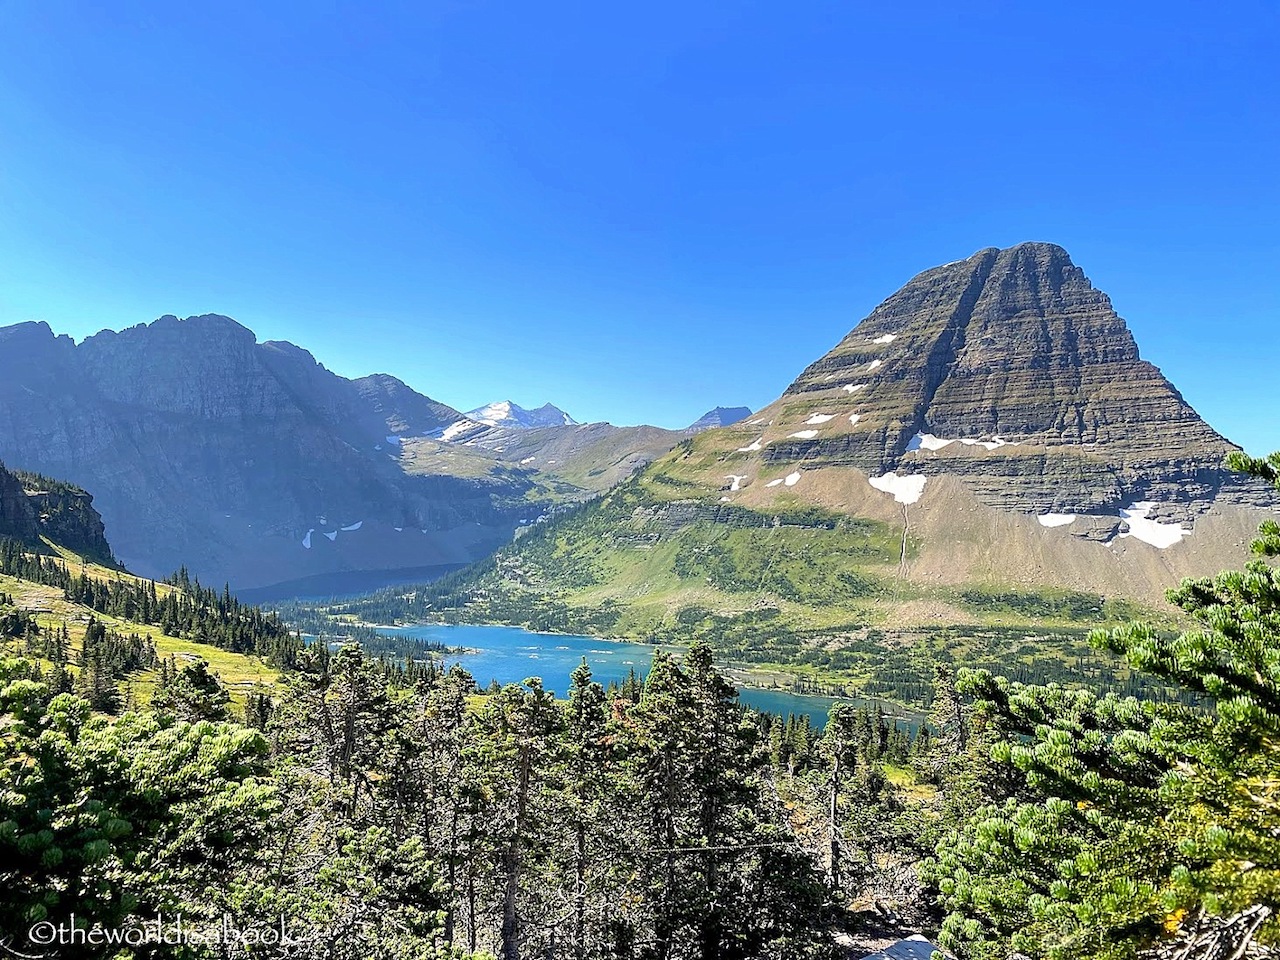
xmin=367 ymin=621 xmax=925 ymax=727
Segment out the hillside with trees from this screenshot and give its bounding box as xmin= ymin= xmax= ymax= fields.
xmin=0 ymin=451 xmax=1277 ymax=958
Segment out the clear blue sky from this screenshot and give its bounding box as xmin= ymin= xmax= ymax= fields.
xmin=0 ymin=1 xmax=1276 ymax=451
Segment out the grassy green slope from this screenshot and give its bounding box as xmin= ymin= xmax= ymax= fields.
xmin=0 ymin=545 xmax=279 ymax=704
xmin=329 ymin=471 xmax=1172 ymax=706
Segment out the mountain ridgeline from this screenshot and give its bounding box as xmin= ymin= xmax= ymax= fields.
xmin=0 ymin=316 xmax=690 ymax=590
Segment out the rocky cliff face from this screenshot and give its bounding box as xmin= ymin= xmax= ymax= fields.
xmin=755 ymin=243 xmax=1264 ymax=524
xmin=0 ymin=316 xmax=538 ymax=588
xmin=0 ymin=463 xmax=40 ymax=545
xmin=0 ymin=462 xmax=113 ymax=561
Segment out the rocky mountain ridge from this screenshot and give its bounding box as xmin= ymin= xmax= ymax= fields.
xmin=0 ymin=315 xmax=689 ymax=591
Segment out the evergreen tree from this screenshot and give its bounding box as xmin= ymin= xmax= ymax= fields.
xmin=925 ymin=449 xmax=1280 ymax=960
xmin=150 ymin=655 xmax=231 ymax=721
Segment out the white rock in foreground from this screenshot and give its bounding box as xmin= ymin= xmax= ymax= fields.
xmin=868 ymin=472 xmax=928 ymax=505
xmin=1119 ymin=502 xmax=1188 ymax=549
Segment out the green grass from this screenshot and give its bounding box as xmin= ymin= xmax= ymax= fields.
xmin=882 ymin=763 xmax=938 ymax=803
xmin=2 ymin=557 xmax=278 ymax=706
xmin=304 ymin=479 xmax=1180 ymax=709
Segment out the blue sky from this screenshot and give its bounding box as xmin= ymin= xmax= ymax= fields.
xmin=0 ymin=1 xmax=1276 ymax=451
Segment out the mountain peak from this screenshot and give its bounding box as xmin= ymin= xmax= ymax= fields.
xmin=466 ymin=401 xmax=578 ymax=429
xmin=687 ymin=406 xmax=753 ymax=431
xmin=719 ymin=242 xmax=1264 ymax=523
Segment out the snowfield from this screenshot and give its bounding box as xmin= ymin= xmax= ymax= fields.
xmin=868 ymin=472 xmax=928 ymax=505
xmin=1037 ymin=513 xmax=1077 ymax=528
xmin=907 ymin=432 xmax=1014 ymax=452
xmin=1118 ymin=502 xmax=1189 ymax=549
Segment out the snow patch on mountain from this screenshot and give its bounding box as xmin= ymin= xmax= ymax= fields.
xmin=1119 ymin=503 xmax=1188 ymax=549
xmin=868 ymin=473 xmax=928 ymax=505
xmin=907 ymin=432 xmax=1015 ymax=452
xmin=466 ymin=400 xmax=578 ymax=429
xmin=440 ymin=420 xmax=477 ymax=441
xmin=1038 ymin=513 xmax=1077 ymax=528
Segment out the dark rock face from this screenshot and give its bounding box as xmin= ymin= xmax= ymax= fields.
xmin=686 ymin=406 xmax=753 ymax=432
xmin=0 ymin=315 xmax=531 ymax=587
xmin=0 ymin=462 xmax=113 ymax=561
xmin=0 ymin=464 xmax=40 ymax=544
xmin=777 ymin=243 xmax=1262 ymax=519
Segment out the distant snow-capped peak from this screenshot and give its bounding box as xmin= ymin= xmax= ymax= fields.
xmin=465 ymin=401 xmax=578 ymax=429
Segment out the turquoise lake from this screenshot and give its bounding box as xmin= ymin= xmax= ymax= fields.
xmin=373 ymin=623 xmax=923 ymax=730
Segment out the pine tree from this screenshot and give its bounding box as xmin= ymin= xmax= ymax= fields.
xmin=561 ymin=659 xmax=614 ymax=958
xmin=819 ymin=702 xmax=861 ymax=895
xmin=925 ymin=450 xmax=1280 ymax=960
xmin=150 ymin=656 xmax=231 ymax=721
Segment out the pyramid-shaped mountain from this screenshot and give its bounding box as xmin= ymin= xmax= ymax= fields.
xmin=712 ymin=243 xmax=1267 ymax=532
xmin=438 ymin=243 xmax=1277 ymax=639
xmin=686 ymin=406 xmax=753 ymax=431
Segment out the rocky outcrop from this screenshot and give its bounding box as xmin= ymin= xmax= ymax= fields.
xmin=0 ymin=463 xmax=40 ymax=544
xmin=0 ymin=461 xmax=113 ymax=561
